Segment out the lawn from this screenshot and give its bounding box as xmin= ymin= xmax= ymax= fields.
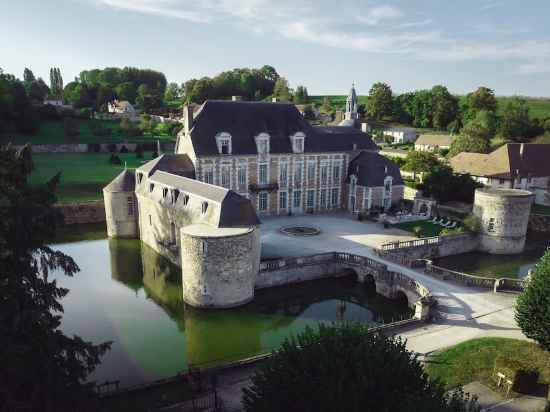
xmin=425 ymin=338 xmax=550 ymax=391
xmin=391 ymin=220 xmax=448 ymax=237
xmin=532 ymin=203 xmax=550 ymax=216
xmin=0 ymin=119 xmax=176 ymax=145
xmin=30 ymin=152 xmax=154 ymax=203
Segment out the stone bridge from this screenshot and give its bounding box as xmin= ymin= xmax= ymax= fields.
xmin=255 ymin=252 xmax=434 ymax=320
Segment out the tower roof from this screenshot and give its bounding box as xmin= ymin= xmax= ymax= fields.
xmin=347 ymin=83 xmax=357 ymax=102
xmin=103 ymin=169 xmax=135 ymax=193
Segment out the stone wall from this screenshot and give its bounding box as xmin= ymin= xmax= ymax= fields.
xmin=529 ymin=213 xmax=550 ymax=233
xmin=103 ymin=191 xmax=138 ymax=238
xmin=54 ymin=201 xmax=106 ymax=225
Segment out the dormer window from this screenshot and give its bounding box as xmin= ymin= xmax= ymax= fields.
xmin=201 ymin=201 xmax=208 ymax=214
xmin=149 ymin=183 xmax=155 ymax=193
xmin=215 ymin=132 xmax=232 ymax=155
xmin=182 ymin=194 xmax=189 ymax=206
xmin=172 ymin=189 xmax=180 ymax=203
xmin=162 ymin=188 xmax=168 ymax=199
xmin=290 ymin=132 xmax=305 ymax=154
xmin=137 ymin=173 xmax=143 ymax=184
xmin=255 ymin=133 xmax=270 ymax=154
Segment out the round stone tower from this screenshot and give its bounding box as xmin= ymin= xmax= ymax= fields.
xmin=180 ymin=224 xmax=261 ymax=308
xmin=473 ymin=188 xmax=533 ymax=255
xmin=103 ymin=169 xmax=139 ymax=238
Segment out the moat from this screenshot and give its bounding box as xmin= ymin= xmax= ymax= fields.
xmin=51 ymin=231 xmax=411 ymax=388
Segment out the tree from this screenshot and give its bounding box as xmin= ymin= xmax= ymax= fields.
xmin=294 ymin=85 xmax=309 ymax=104
xmin=49 ymin=67 xmax=64 ymax=98
xmin=466 ymin=87 xmax=497 ymax=112
xmin=272 ymin=77 xmax=292 ymax=102
xmin=242 ymin=323 xmax=479 ymax=412
xmin=403 ymin=151 xmax=441 ymax=177
xmin=115 ymin=81 xmax=137 ymax=103
xmin=23 ymin=67 xmax=35 ymax=83
xmin=367 ymin=82 xmax=393 ymax=120
xmin=321 ymin=96 xmax=333 ymax=113
xmin=420 ymin=164 xmax=480 ymax=202
xmin=448 ymin=120 xmax=491 ymax=157
xmin=164 ymin=82 xmax=180 ymax=102
xmin=431 ymin=85 xmax=459 ymax=131
xmin=515 ymin=249 xmax=550 ymax=351
xmin=0 ymin=145 xmax=110 ymax=411
xmin=500 ymin=97 xmax=530 ymax=141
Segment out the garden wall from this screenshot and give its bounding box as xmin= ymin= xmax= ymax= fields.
xmin=528 ymin=213 xmax=550 ymax=233
xmin=54 ymin=200 xmax=106 ymax=225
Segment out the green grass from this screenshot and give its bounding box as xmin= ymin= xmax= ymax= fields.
xmin=425 ymin=338 xmax=550 ymax=390
xmin=0 ymin=119 xmax=176 ymax=145
xmin=30 ymin=152 xmax=154 ymax=203
xmin=532 ymin=203 xmax=550 ymax=216
xmin=49 ymin=222 xmax=107 ymax=244
xmin=391 ymin=220 xmax=448 ymax=237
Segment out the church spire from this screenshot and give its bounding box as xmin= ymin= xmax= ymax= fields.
xmin=345 ymin=83 xmax=358 ymax=121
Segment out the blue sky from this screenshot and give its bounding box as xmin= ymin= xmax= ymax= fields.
xmin=2 ymin=0 xmax=550 ymax=96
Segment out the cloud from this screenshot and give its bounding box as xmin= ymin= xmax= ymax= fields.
xmin=357 ymin=5 xmax=403 ymax=26
xmin=480 ymin=1 xmax=504 ymax=11
xmin=95 ymin=0 xmax=211 ymax=23
xmin=398 ymin=19 xmax=433 ymax=29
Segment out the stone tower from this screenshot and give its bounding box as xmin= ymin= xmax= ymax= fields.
xmin=103 ymin=169 xmax=139 ymax=238
xmin=473 ymin=188 xmax=533 ymax=255
xmin=345 ymin=83 xmax=358 ymax=121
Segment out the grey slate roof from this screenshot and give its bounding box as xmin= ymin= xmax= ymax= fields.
xmin=103 ymin=169 xmax=135 ymax=192
xmin=138 ymin=154 xmax=195 ymax=178
xmin=187 ymin=100 xmax=378 ymax=156
xmin=347 ymin=151 xmax=404 ymax=187
xmin=149 ymin=171 xmax=260 ymax=227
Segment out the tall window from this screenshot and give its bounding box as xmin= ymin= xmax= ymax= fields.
xmin=201 ymin=202 xmax=208 ymax=214
xmin=220 ymin=138 xmax=230 ymax=154
xmin=255 ymin=134 xmax=270 ymax=154
xmin=170 ymin=222 xmax=176 ymax=244
xmin=384 ymin=177 xmax=392 ymax=193
xmin=320 ymin=189 xmax=327 ymax=208
xmin=294 ymin=162 xmax=303 ymax=186
xmin=257 ymin=140 xmax=268 ymax=154
xmin=279 ymin=163 xmax=288 ymax=187
xmin=488 ymin=218 xmax=495 ymax=232
xmin=127 ymin=197 xmax=134 ymax=216
xmin=320 ymin=164 xmax=328 ymax=186
xmin=259 ymin=192 xmax=268 ymax=211
xmin=332 ymin=164 xmax=340 ymax=184
xmin=307 ymin=190 xmax=315 ymax=209
xmin=201 ymin=240 xmax=208 ymax=256
xmin=279 ymin=191 xmax=287 ymax=210
xmin=237 ymin=165 xmax=246 ymax=186
xmin=293 ymin=137 xmax=304 ymax=153
xmin=204 ymin=167 xmax=214 ymax=184
xmin=216 ymin=132 xmax=232 ymax=154
xmin=293 ymin=190 xmax=301 ymax=208
xmin=307 ymin=162 xmax=316 ymax=183
xmin=221 ymin=166 xmax=230 ymax=188
xmin=331 ymin=188 xmax=339 ymax=207
xmin=259 ymin=163 xmax=268 ymax=185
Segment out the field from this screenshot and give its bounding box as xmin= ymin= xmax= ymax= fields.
xmin=30 ymin=152 xmax=154 ymax=203
xmin=425 ymin=338 xmax=550 ymax=391
xmin=0 ymin=118 xmax=176 ymax=145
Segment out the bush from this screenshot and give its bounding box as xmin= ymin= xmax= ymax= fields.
xmin=413 ymin=226 xmax=422 ymax=237
xmin=135 ymin=144 xmax=144 ymax=159
xmin=462 ymin=214 xmax=481 ymax=233
xmin=152 ymin=150 xmax=159 ymax=158
xmin=109 ymin=154 xmax=122 ymax=165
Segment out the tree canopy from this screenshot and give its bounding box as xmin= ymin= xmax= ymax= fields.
xmin=448 ymin=119 xmax=491 ymax=157
xmin=367 ymin=82 xmax=393 ymax=120
xmin=0 ymin=145 xmax=110 ymax=411
xmin=499 ymin=97 xmax=531 ymax=141
xmin=243 ymin=323 xmax=479 ymax=412
xmin=420 ymin=163 xmax=481 ymax=202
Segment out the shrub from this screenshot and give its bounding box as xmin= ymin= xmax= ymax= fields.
xmin=462 ymin=214 xmax=481 ymax=233
xmin=135 ymin=144 xmax=144 ymax=159
xmin=152 ymin=150 xmax=159 ymax=158
xmin=109 ymin=154 xmax=122 ymax=165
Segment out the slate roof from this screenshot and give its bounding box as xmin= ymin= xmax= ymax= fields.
xmin=450 ymin=144 xmax=550 ymax=178
xmin=103 ymin=169 xmax=135 ymax=192
xmin=347 ymin=151 xmax=404 ymax=187
xmin=415 ymin=134 xmax=454 ymax=146
xmin=148 ymin=171 xmax=260 ymax=227
xmin=138 ymin=154 xmax=195 ymax=178
xmin=186 ymin=100 xmax=378 ymax=156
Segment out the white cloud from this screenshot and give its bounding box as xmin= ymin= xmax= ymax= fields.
xmin=95 ymin=0 xmax=211 ymax=23
xmin=398 ymin=19 xmax=433 ymax=29
xmin=357 ymin=5 xmax=403 ymax=27
xmin=480 ymin=1 xmax=504 ymax=11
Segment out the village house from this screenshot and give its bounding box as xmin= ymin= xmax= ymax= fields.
xmin=414 ymin=134 xmax=454 ymax=152
xmin=108 ymin=99 xmax=136 ymax=115
xmin=383 ymin=127 xmax=417 ymax=144
xmin=450 ymin=143 xmax=550 ymax=205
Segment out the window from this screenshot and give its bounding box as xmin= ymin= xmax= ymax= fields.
xmin=201 ymin=240 xmax=208 ymax=256
xmin=257 ymin=140 xmax=268 ymax=154
xmin=162 ymin=187 xmax=168 ymax=198
xmin=364 ymin=188 xmax=372 ymax=210
xmin=203 ymin=167 xmax=213 ymax=184
xmin=215 ymin=132 xmax=232 ymax=154
xmin=307 ymin=190 xmax=315 ymax=209
xmin=259 ymin=192 xmax=268 ymax=211
xmin=488 ymin=218 xmax=495 ymax=232
xmin=127 ymin=196 xmax=134 ymax=216
xmin=350 ymin=176 xmax=357 ymax=193
xmin=294 ymin=138 xmax=304 ymax=153
xmin=220 ymin=139 xmax=230 ymax=154
xmin=237 ymin=165 xmax=246 ymax=186
xmin=137 ymin=173 xmax=143 ymax=184
xmin=499 ymin=179 xmax=505 ymax=185
xmin=149 ymin=183 xmax=155 ymax=193
xmin=255 ymin=134 xmax=270 ymax=154
xmin=279 ymin=191 xmax=287 ymax=210
xmin=331 ymin=188 xmax=339 ymax=206
xmin=259 ymin=163 xmax=268 ymax=185
xmin=320 ymin=189 xmax=327 ymax=208
xmin=221 ymin=166 xmax=230 ymax=188
xmin=201 ymin=202 xmax=208 ymax=214
xmin=384 ymin=177 xmax=392 ymax=193
xmin=332 ymin=165 xmax=340 ymax=184
xmin=279 ymin=163 xmax=288 ymax=187
xmin=183 ymin=194 xmax=189 ymax=206
xmin=293 ymin=190 xmax=302 ymax=208
xmin=172 ymin=189 xmax=180 ymax=204
xmin=307 ymin=162 xmax=316 ymax=182
xmin=320 ymin=164 xmax=328 ymax=186
xmin=294 ymin=162 xmax=303 ymax=185
xmin=149 ymin=214 xmax=152 ymax=226
xmin=170 ymin=222 xmax=176 ymax=244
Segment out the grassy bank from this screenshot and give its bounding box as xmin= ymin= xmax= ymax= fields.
xmin=30 ymin=152 xmax=154 ymax=203
xmin=532 ymin=203 xmax=550 ymax=216
xmin=425 ymin=338 xmax=550 ymax=390
xmin=391 ymin=220 xmax=447 ymax=237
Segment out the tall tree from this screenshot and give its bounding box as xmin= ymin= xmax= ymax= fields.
xmin=367 ymin=82 xmax=393 ymax=120
xmin=164 ymin=82 xmax=180 ymax=102
xmin=466 ymin=87 xmax=497 ymax=112
xmin=0 ymin=145 xmax=110 ymax=411
xmin=23 ymin=68 xmax=35 ymax=83
xmin=49 ymin=67 xmax=64 ymax=98
xmin=448 ymin=120 xmax=491 ymax=157
xmin=431 ymin=85 xmax=459 ymax=131
xmin=272 ymin=77 xmax=291 ymax=102
xmin=500 ymin=97 xmax=530 ymax=141
xmin=321 ymin=96 xmax=333 ymax=113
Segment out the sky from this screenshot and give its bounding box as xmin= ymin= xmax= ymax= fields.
xmin=2 ymin=0 xmax=550 ymax=96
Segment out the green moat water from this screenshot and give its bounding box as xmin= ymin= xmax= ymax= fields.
xmin=52 ymin=234 xmax=411 ymax=388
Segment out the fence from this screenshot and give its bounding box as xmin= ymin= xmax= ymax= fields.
xmin=381 ymin=236 xmax=440 ymax=251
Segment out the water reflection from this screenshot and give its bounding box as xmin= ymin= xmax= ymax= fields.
xmin=53 ymin=238 xmax=410 ymax=387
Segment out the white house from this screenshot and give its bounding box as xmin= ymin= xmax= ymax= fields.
xmin=415 ymin=134 xmax=454 ymax=152
xmin=383 ymin=127 xmax=417 ymax=144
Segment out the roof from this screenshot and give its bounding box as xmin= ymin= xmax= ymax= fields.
xmin=148 ymin=171 xmax=260 ymax=227
xmin=415 ymin=134 xmax=454 ymax=146
xmin=347 ymin=151 xmax=404 ymax=187
xmin=186 ymin=100 xmax=378 ymax=156
xmin=103 ymin=169 xmax=135 ymax=192
xmin=347 ymin=84 xmax=357 ymax=102
xmin=138 ymin=154 xmax=195 ymax=178
xmin=450 ymin=143 xmax=550 ymax=178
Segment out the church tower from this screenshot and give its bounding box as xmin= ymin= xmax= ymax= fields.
xmin=345 ymin=83 xmax=358 ymax=121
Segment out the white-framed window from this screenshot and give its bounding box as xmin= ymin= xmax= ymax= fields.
xmin=384 ymin=176 xmax=393 ymax=193
xmin=255 ymin=133 xmax=270 ymax=154
xmin=294 ymin=162 xmax=303 ymax=186
xmin=306 ymin=190 xmax=315 ymax=209
xmin=332 ymin=164 xmax=340 ymax=184
xmin=293 ymin=190 xmax=302 ymax=208
xmin=237 ymin=165 xmax=247 ymax=186
xmin=279 ymin=162 xmax=288 ymax=187
xmin=127 ymin=196 xmax=134 ymax=216
xmin=137 ymin=173 xmax=143 ymax=184
xmin=203 ymin=166 xmax=214 ymax=184
xmin=259 ymin=192 xmax=268 ymax=211
xmin=149 ymin=183 xmax=155 ymax=193
xmin=201 ymin=201 xmax=208 ymax=214
xmin=320 ymin=164 xmax=328 ymax=186
xmin=290 ymin=132 xmax=305 ymax=153
xmin=162 ymin=187 xmax=168 ymax=199
xmin=320 ymin=189 xmax=327 ymax=208
xmin=183 ymin=194 xmax=189 ymax=206
xmin=364 ymin=188 xmax=372 ymax=210
xmin=279 ymin=191 xmax=287 ymax=210
xmin=221 ymin=165 xmax=231 ymax=188
xmin=488 ymin=217 xmax=495 ymax=232
xmin=331 ymin=188 xmax=339 ymax=207
xmin=259 ymin=163 xmax=268 ymax=185
xmin=171 ymin=189 xmax=180 ymax=204
xmin=215 ymin=132 xmax=232 ymax=155
xmin=307 ymin=161 xmax=316 ymax=183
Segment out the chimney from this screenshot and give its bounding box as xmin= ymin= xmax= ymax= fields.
xmin=384 ymin=165 xmax=388 ymax=174
xmin=272 ymin=97 xmax=278 ymax=103
xmin=352 ymin=143 xmax=357 ymax=151
xmin=232 ymin=96 xmax=242 ymax=101
xmin=361 ymin=123 xmax=369 ymax=133
xmin=183 ymin=104 xmax=193 ymax=135
xmin=520 ymin=143 xmax=525 ymax=158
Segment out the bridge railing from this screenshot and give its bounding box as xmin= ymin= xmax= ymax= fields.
xmin=381 ymin=236 xmax=440 ymax=251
